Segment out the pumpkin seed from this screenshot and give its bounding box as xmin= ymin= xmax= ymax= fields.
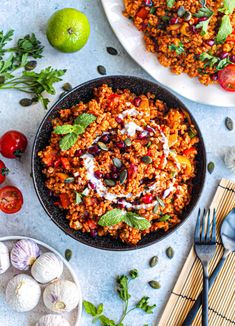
xmin=156 ymin=196 xmax=165 ymax=207
xmin=188 ymin=127 xmax=197 ymax=138
xmin=124 ymin=138 xmax=132 ymax=147
xmin=75 ymin=191 xmax=82 ymax=204
xmin=65 ymin=249 xmax=72 ymax=261
xmin=0 ymin=76 xmax=5 ymax=84
xmin=104 ymin=179 xmax=116 ymax=187
xmin=98 ymin=141 xmax=108 ymax=151
xmin=97 ymin=65 xmax=107 ymax=75
xmin=19 ymin=98 xmax=33 ymax=107
xmin=149 ymin=280 xmax=161 ymax=289
xmin=120 ymin=169 xmax=128 ymax=184
xmin=225 ymin=117 xmax=233 ymax=131
xmin=146 ymin=141 xmax=152 ymax=148
xmin=113 ymin=158 xmax=122 ymax=169
xmin=62 ymin=82 xmax=72 ymax=92
xmin=64 ymin=177 xmax=75 ymax=184
xmin=25 ymin=60 xmax=37 ymax=71
xmin=107 ymin=47 xmax=118 ymax=55
xmin=177 ymin=6 xmax=186 ymax=17
xmin=166 ymin=247 xmax=174 ymax=259
xmin=149 ymin=256 xmax=158 ymax=267
xmin=183 ymin=11 xmax=192 ymax=21
xmin=82 ymin=187 xmax=89 ymax=196
xmin=153 ymin=203 xmax=159 ymax=213
xmin=207 ymin=162 xmax=215 ymax=174
xmin=141 ymin=156 xmax=152 ymax=164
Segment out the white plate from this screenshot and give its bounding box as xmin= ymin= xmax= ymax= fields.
xmin=0 ymin=236 xmax=82 ymax=326
xmin=101 ymin=0 xmax=235 ymax=107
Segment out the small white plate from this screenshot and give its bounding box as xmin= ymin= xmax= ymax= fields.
xmin=0 ymin=236 xmax=82 ymax=326
xmin=101 ymin=0 xmax=235 ymax=107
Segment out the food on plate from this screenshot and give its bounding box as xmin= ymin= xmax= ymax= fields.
xmin=0 ymin=130 xmax=27 ymax=158
xmin=35 ymin=314 xmax=70 ymax=326
xmin=39 ymin=84 xmax=199 ymax=245
xmin=11 ymin=239 xmax=41 ymax=270
xmin=6 ymin=274 xmax=41 ymax=312
xmin=43 ymin=279 xmax=80 ymax=313
xmin=31 ymin=252 xmax=63 ymax=284
xmin=46 ymin=8 xmax=90 ymax=53
xmin=0 ymin=242 xmax=10 ymax=274
xmin=0 ymin=186 xmax=23 ymax=214
xmin=0 ymin=160 xmax=9 ymax=184
xmin=123 ymin=0 xmax=235 ymax=90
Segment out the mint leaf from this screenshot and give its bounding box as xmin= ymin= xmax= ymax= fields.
xmin=136 ymin=296 xmax=156 ymax=314
xmin=83 ymin=300 xmax=97 ymax=316
xmin=74 ymin=113 xmax=96 ymax=128
xmin=167 ymin=0 xmax=175 ymax=8
xmin=59 ymin=132 xmax=78 ymax=151
xmin=194 ymin=7 xmax=213 ymax=18
xmin=216 ymin=15 xmax=232 ymax=44
xmin=124 ymin=212 xmax=151 ymax=230
xmin=54 ymin=124 xmax=74 ymax=134
xmin=159 ymin=214 xmax=171 ymax=222
xmin=169 ymin=42 xmax=184 ymax=55
xmin=98 ymin=209 xmax=125 ymax=226
xmin=73 ymin=124 xmax=85 ymax=134
xmin=219 ymin=0 xmax=235 ymax=14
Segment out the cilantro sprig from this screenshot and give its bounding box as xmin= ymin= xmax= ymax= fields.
xmin=168 ymin=42 xmax=184 ymax=55
xmin=199 ymin=52 xmax=232 ymax=71
xmin=83 ymin=270 xmax=156 ymax=326
xmin=54 ymin=113 xmax=96 ymax=151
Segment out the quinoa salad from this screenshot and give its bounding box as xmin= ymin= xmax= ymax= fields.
xmin=38 ymin=84 xmax=199 ymax=245
xmin=123 ymin=0 xmax=235 ymax=90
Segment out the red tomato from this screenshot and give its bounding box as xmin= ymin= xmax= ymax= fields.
xmin=0 ymin=130 xmax=28 ymax=159
xmin=183 ymin=147 xmax=197 ymax=156
xmin=136 ymin=7 xmax=148 ymax=19
xmin=61 ymin=157 xmax=70 ymax=170
xmin=0 ymin=186 xmax=23 ymax=214
xmin=0 ymin=160 xmax=9 ymax=184
xmin=59 ymin=193 xmax=70 ymax=209
xmin=218 ymin=65 xmax=235 ymax=92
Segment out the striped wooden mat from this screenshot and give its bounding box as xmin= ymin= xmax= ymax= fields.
xmin=159 ymin=179 xmax=235 ymax=326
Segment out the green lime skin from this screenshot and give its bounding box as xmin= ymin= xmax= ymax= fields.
xmin=46 ymin=8 xmax=90 ymax=53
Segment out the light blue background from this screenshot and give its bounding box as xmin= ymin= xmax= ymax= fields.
xmin=0 ymin=1 xmax=234 ymax=325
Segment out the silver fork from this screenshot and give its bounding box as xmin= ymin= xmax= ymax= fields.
xmin=194 ymin=208 xmax=216 ymax=326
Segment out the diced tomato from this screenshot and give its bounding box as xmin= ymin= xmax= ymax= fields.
xmin=87 ymin=219 xmax=97 ymax=230
xmin=108 ymin=94 xmax=120 ymax=105
xmin=136 ymin=7 xmax=148 ymax=19
xmin=183 ymin=147 xmax=197 ymax=156
xmin=157 ymin=155 xmax=165 ymax=169
xmin=61 ymin=157 xmax=70 ymax=170
xmin=59 ymin=193 xmax=70 ymax=209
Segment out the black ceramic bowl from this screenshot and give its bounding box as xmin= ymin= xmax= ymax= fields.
xmin=32 ymin=76 xmax=206 ymax=251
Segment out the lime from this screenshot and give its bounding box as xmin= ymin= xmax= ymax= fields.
xmin=46 ymin=8 xmax=90 ymax=53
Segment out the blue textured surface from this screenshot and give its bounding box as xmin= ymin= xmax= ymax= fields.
xmin=0 ymin=1 xmax=235 ymax=325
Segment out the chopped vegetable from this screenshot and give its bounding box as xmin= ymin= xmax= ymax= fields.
xmin=218 ymin=65 xmax=235 ymax=92
xmin=216 ymin=15 xmax=232 ymax=44
xmin=169 ymin=42 xmax=184 ymax=55
xmin=0 ymin=186 xmax=23 ymax=214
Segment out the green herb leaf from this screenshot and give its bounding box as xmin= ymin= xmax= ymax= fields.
xmin=159 ymin=214 xmax=171 ymax=222
xmin=156 ymin=196 xmax=165 ymax=207
xmin=59 ymin=132 xmax=78 ymax=151
xmin=219 ymin=0 xmax=235 ymax=14
xmin=117 ymin=275 xmax=131 ymax=301
xmin=196 ymin=18 xmax=211 ymax=35
xmin=97 ymin=303 xmax=104 ymax=315
xmin=136 ymin=296 xmax=156 ymax=314
xmin=199 ymin=52 xmax=231 ymax=71
xmin=216 ymin=15 xmax=232 ymax=44
xmin=167 ymin=0 xmax=176 ymax=8
xmin=194 ymin=7 xmax=213 ymax=18
xmin=74 ymin=113 xmax=96 ymax=128
xmin=124 ymin=212 xmax=151 ymax=230
xmin=75 ymin=191 xmax=82 ymax=204
xmin=169 ymin=42 xmax=184 ymax=55
xmin=83 ymin=300 xmax=97 ymax=317
xmin=98 ymin=209 xmax=125 ymax=227
xmin=54 ymin=124 xmax=74 ymax=135
xmin=199 ymin=0 xmax=206 ymax=7
xmin=129 ymin=269 xmax=138 ymax=279
xmin=99 ymin=315 xmax=116 ymax=326
xmin=0 ymin=30 xmax=14 ymax=58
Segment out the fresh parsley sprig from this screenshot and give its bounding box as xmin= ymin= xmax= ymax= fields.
xmin=54 ymin=113 xmax=96 ymax=151
xmin=168 ymin=42 xmax=184 ymax=55
xmin=199 ymin=52 xmax=232 ymax=71
xmin=83 ymin=270 xmax=156 ymax=326
xmin=98 ymin=209 xmax=151 ymax=230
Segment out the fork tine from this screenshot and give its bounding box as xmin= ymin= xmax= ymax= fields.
xmin=194 ymin=208 xmax=201 ymax=243
xmin=206 ymin=209 xmax=211 ymax=242
xmin=201 ymin=208 xmax=206 ymax=242
xmin=211 ymin=208 xmax=216 ymax=243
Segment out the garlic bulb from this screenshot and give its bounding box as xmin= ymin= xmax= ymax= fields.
xmin=224 ymin=147 xmax=235 ymax=173
xmin=43 ymin=280 xmax=80 ymax=313
xmin=11 ymin=239 xmax=41 ymax=270
xmin=6 ymin=274 xmax=41 ymax=312
xmin=0 ymin=242 xmax=10 ymax=274
xmin=35 ymin=314 xmax=70 ymax=326
xmin=31 ymin=252 xmax=63 ymax=284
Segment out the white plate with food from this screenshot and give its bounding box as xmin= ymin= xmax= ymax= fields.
xmin=0 ymin=236 xmax=82 ymax=326
xmin=101 ymin=0 xmax=235 ymax=107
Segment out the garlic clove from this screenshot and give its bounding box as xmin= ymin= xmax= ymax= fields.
xmin=11 ymin=239 xmax=41 ymax=271
xmin=224 ymin=147 xmax=235 ymax=173
xmin=6 ymin=274 xmax=41 ymax=312
xmin=43 ymin=280 xmax=80 ymax=313
xmin=31 ymin=252 xmax=63 ymax=284
xmin=35 ymin=314 xmax=70 ymax=326
xmin=0 ymin=242 xmax=10 ymax=274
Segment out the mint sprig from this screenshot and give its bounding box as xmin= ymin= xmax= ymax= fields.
xmin=98 ymin=209 xmax=151 ymax=230
xmin=199 ymin=52 xmax=232 ymax=71
xmin=215 ymin=15 xmax=232 ymax=44
xmin=218 ymin=0 xmax=235 ymax=14
xmin=54 ymin=113 xmax=96 ymax=151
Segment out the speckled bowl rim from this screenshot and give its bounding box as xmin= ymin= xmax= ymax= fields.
xmin=32 ymin=75 xmax=206 ymax=251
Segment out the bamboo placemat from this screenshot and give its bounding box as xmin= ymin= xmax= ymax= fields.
xmin=159 ymin=179 xmax=235 ymax=326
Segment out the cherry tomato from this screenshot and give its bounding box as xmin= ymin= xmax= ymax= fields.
xmin=0 ymin=160 xmax=9 ymax=184
xmin=218 ymin=65 xmax=235 ymax=92
xmin=0 ymin=130 xmax=28 ymax=159
xmin=0 ymin=186 xmax=23 ymax=214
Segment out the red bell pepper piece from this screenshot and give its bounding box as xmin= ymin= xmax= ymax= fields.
xmin=61 ymin=157 xmax=70 ymax=170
